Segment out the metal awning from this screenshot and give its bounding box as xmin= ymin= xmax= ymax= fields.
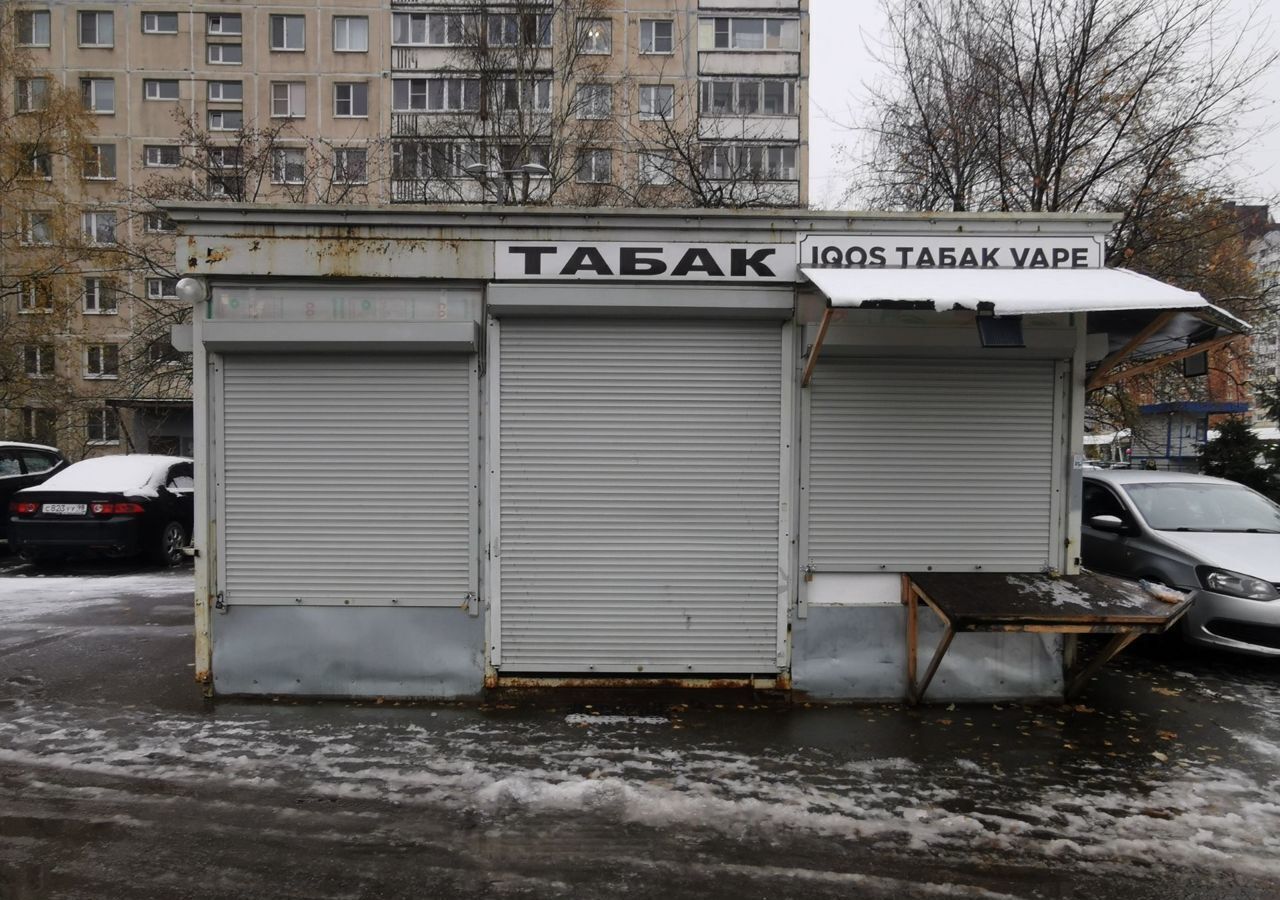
xmin=799 ymin=266 xmax=1249 ymax=388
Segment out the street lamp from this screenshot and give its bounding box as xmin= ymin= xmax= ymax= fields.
xmin=464 ymin=161 xmax=550 ymax=205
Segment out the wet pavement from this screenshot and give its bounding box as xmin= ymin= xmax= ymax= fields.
xmin=1 ymin=555 xmax=1278 ymax=899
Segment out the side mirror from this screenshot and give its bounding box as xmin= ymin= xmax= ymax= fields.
xmin=1089 ymin=514 xmax=1128 ymax=533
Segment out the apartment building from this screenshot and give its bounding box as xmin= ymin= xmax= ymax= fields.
xmin=2 ymin=0 xmax=809 ymax=458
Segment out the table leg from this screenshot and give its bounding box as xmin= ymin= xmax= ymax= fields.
xmin=905 ymin=577 xmax=918 ymax=700
xmin=912 ymin=624 xmax=955 ymax=705
xmin=1064 ymin=630 xmax=1142 ymax=698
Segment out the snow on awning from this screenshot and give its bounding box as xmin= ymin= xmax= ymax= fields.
xmin=800 ymin=266 xmax=1213 ymax=316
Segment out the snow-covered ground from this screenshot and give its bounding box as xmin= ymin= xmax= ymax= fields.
xmin=1 ymin=568 xmax=1278 ymax=897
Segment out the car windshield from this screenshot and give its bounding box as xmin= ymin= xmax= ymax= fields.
xmin=1123 ymin=482 xmax=1280 ymax=533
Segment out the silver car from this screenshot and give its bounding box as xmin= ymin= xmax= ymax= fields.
xmin=1081 ymin=470 xmax=1280 ymax=657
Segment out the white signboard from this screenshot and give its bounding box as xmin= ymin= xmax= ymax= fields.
xmin=798 ymin=234 xmax=1105 ymax=270
xmin=495 ymin=241 xmax=794 ymax=282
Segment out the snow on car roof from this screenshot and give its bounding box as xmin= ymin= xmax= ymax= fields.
xmin=24 ymin=455 xmax=191 ymax=497
xmin=0 ymin=440 xmax=62 ymax=454
xmin=1085 ymin=469 xmax=1241 ymax=487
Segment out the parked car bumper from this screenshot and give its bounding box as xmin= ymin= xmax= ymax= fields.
xmin=8 ymin=517 xmax=145 ymax=558
xmin=1181 ymin=588 xmax=1280 ymax=657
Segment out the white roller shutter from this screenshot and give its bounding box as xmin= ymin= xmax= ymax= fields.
xmin=495 ymin=319 xmax=784 ymax=673
xmin=806 ymin=358 xmax=1057 ymax=572
xmin=219 ymin=354 xmax=474 ymax=606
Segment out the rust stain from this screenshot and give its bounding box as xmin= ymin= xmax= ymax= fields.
xmin=194 ymin=668 xmax=211 ymax=684
xmin=205 ymin=247 xmax=230 ymax=264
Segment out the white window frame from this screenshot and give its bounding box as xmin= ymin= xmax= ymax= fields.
xmin=702 ymin=143 xmax=798 ymax=181
xmin=142 ymin=12 xmax=179 ymax=34
xmin=487 ymin=13 xmax=552 ymax=48
xmin=82 ymin=209 xmax=117 ymax=245
xmin=334 ymin=82 xmax=368 ymax=118
xmin=333 ymin=147 xmax=368 ymax=185
xmin=576 ymin=148 xmax=611 ymax=184
xmin=84 ymin=344 xmax=120 ymax=380
xmin=147 ymin=277 xmax=179 ymax=300
xmin=206 ymin=14 xmax=241 ymax=36
xmin=639 ymin=19 xmax=673 ymax=54
xmin=575 ymin=83 xmax=611 ymax=120
xmin=392 ymin=140 xmax=481 ymax=180
xmin=83 ymin=143 xmax=117 ymax=180
xmin=639 ymin=84 xmax=674 ymax=120
xmin=709 ymin=17 xmax=799 ymax=51
xmin=86 ymin=408 xmax=120 ymax=445
xmin=83 ymin=277 xmax=118 ymax=314
xmin=269 ymin=14 xmax=305 ymax=51
xmin=145 ymin=212 xmax=176 ymax=233
xmin=17 ymin=10 xmax=51 ymax=47
xmin=391 ymin=12 xmax=469 ymax=47
xmin=271 ymin=147 xmax=306 ymax=184
xmin=333 ymin=16 xmax=368 ymax=52
xmin=144 ymin=145 xmax=180 ymax=167
xmin=578 ymin=18 xmax=610 ymax=55
xmin=391 ymin=78 xmax=480 ymax=113
xmin=23 ymin=212 xmax=52 ymax=246
xmin=270 ymin=81 xmax=306 ymax=119
xmin=18 ymin=279 xmax=53 ymax=312
xmin=15 ymin=77 xmax=50 ymax=112
xmin=207 ymin=42 xmax=242 ymax=65
xmin=21 ymin=144 xmax=52 ymax=179
xmin=207 ymin=80 xmax=243 ymax=103
xmin=78 ymin=10 xmax=114 ymax=47
xmin=24 ymin=344 xmax=55 ymax=377
xmin=144 ymin=79 xmax=180 ymax=101
xmin=208 ymin=109 xmax=243 ymax=131
xmin=81 ymin=78 xmax=115 ymax=114
xmin=639 ymin=151 xmax=674 ymax=186
xmin=494 ymin=78 xmax=552 ymax=113
xmin=700 ymin=79 xmax=797 ymax=117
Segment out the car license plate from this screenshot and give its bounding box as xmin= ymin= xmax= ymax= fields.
xmin=42 ymin=503 xmax=86 ymax=516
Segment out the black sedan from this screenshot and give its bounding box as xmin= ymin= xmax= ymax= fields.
xmin=0 ymin=441 xmax=67 ymax=520
xmin=8 ymin=455 xmax=194 ymax=566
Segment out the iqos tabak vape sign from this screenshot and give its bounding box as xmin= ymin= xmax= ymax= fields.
xmin=495 ymin=242 xmax=794 ymax=282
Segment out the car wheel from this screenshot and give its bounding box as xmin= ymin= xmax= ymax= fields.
xmin=153 ymin=521 xmax=186 ymax=567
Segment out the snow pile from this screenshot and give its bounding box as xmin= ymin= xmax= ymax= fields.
xmin=0 ymin=573 xmax=191 ymax=624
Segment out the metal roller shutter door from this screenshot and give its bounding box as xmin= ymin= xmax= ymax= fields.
xmin=496 ymin=319 xmax=784 ymax=673
xmin=807 ymin=358 xmax=1056 ymax=572
xmin=219 ymin=354 xmax=474 ymax=606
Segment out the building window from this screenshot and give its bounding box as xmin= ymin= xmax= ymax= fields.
xmin=487 ymin=13 xmax=552 ymax=48
xmin=702 ymin=143 xmax=797 ymax=181
xmin=19 ymin=144 xmax=52 ymax=179
xmin=578 ymin=18 xmax=610 ymax=54
xmin=639 ymin=84 xmax=674 ymax=120
xmin=87 ymin=408 xmax=120 ymax=444
xmin=83 ymin=277 xmax=118 ymax=313
xmin=493 ymin=78 xmax=551 ymax=113
xmin=17 ymin=10 xmax=51 ymax=46
xmin=392 ymin=78 xmax=480 ymax=113
xmin=207 ymin=43 xmax=242 ymax=65
xmin=144 ymin=79 xmax=180 ymax=101
xmin=144 ymin=212 xmax=176 ymax=233
xmin=270 ymin=82 xmax=306 ymax=118
xmin=23 ymin=344 xmax=55 ymax=378
xmin=147 ymin=339 xmax=184 ymax=367
xmin=575 ymin=83 xmax=611 ymax=120
xmin=18 ymin=279 xmax=54 ymax=312
xmin=333 ymin=148 xmax=367 ymax=184
xmin=142 ymin=12 xmax=179 ymax=34
xmin=147 ymin=277 xmax=179 ymax=300
xmin=144 ymin=145 xmax=181 ymax=167
xmin=576 ymin=149 xmax=611 ymax=183
xmin=208 ymin=109 xmax=243 ymax=131
xmin=85 ymin=344 xmax=120 ymax=379
xmin=206 ymin=13 xmax=240 ymax=36
xmin=269 ymin=14 xmax=305 ymax=51
xmin=82 ymin=210 xmax=117 ymax=244
xmin=334 ymin=82 xmax=368 ymax=117
xmin=700 ymin=79 xmax=796 ymax=116
xmin=21 ymin=408 xmax=56 ymax=445
xmin=708 ymin=17 xmax=799 ymax=51
xmin=333 ymin=16 xmax=368 ymax=52
xmin=271 ymin=148 xmax=305 ymax=184
xmin=207 ymin=80 xmax=243 ymax=103
xmin=81 ymin=78 xmax=115 ymax=113
xmin=23 ymin=212 xmax=52 ymax=245
xmin=392 ymin=12 xmax=467 ymax=47
xmin=15 ymin=77 xmax=50 ymax=112
xmin=78 ymin=10 xmax=114 ymax=46
xmin=392 ymin=141 xmax=481 ymax=179
xmin=639 ymin=19 xmax=673 ymax=54
xmin=82 ymin=143 xmax=117 ymax=179
xmin=639 ymin=152 xmax=674 ymax=186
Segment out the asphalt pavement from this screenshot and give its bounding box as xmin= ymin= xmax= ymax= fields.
xmin=1 ymin=552 xmax=1278 ymax=900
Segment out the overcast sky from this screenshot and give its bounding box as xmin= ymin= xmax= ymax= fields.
xmin=807 ymin=0 xmax=1280 ymax=210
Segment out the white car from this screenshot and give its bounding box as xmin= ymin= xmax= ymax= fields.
xmin=1082 ymin=470 xmax=1280 ymax=656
